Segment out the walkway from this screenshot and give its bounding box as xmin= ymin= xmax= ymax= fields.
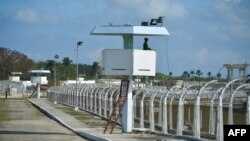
xmin=30 ymin=98 xmax=189 ymax=141
xmin=0 ymin=98 xmax=87 ymax=141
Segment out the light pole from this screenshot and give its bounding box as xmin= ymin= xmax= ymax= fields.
xmin=75 ymin=41 xmax=83 ymax=111
xmin=54 ymin=54 xmax=59 ymax=104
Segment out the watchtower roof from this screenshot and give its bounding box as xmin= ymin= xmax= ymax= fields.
xmin=91 ymin=25 xmax=169 ymax=36
xmin=29 ymin=70 xmax=51 ymax=74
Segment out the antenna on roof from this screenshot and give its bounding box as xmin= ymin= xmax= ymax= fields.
xmin=150 ymin=16 xmax=165 ymax=26
xmin=141 ymin=16 xmax=165 ymax=26
xmin=108 ymin=21 xmax=113 ymax=26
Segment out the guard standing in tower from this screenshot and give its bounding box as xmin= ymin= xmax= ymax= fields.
xmin=143 ymin=38 xmax=152 ymax=50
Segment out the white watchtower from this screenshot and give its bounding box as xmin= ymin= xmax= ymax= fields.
xmin=9 ymin=72 xmax=22 ymax=82
xmin=29 ymin=69 xmax=50 ymax=99
xmin=91 ymin=19 xmax=169 ymax=132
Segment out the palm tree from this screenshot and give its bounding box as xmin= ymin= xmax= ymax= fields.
xmin=196 ymin=69 xmax=203 ymax=86
xmin=169 ymin=72 xmax=173 ymax=79
xmin=207 ymin=72 xmax=212 ymax=80
xmin=190 ymin=70 xmax=195 ymax=81
xmin=216 ymin=73 xmax=221 ymax=81
xmin=62 ymin=57 xmax=72 ymax=80
xmin=196 ymin=70 xmax=203 ymax=77
xmin=182 ymin=71 xmax=189 ymax=79
xmin=216 ymin=73 xmax=221 ymax=78
xmin=46 ymin=60 xmax=55 ymax=78
xmin=91 ymin=61 xmax=101 ymax=79
xmin=182 ymin=71 xmax=190 ymax=87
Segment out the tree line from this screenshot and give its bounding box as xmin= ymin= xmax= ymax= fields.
xmin=43 ymin=57 xmax=102 ymax=81
xmin=0 ymin=47 xmax=101 ymax=82
xmin=155 ymin=69 xmax=225 ymax=82
xmin=0 ymin=47 xmax=33 ymax=79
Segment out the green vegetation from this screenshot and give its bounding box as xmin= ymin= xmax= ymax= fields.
xmin=0 ymin=47 xmax=33 ymax=80
xmin=0 ymin=46 xmax=102 ymax=85
xmin=0 ymin=99 xmax=7 ymax=121
xmin=54 ymin=104 xmax=105 ymax=127
xmin=55 ymin=104 xmax=97 ymax=121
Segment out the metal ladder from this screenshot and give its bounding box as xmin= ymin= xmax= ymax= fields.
xmin=103 ymin=79 xmax=129 ymax=134
xmin=29 ymin=84 xmax=38 ymax=98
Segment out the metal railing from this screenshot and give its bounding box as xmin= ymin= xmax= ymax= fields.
xmin=46 ymin=79 xmax=250 ymax=141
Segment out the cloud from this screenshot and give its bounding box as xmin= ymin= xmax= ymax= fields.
xmin=207 ymin=49 xmax=244 ymax=65
xmin=218 ymin=0 xmax=241 ymax=3
xmin=107 ymin=0 xmax=189 ymax=20
xmin=214 ymin=1 xmax=246 ymax=24
xmin=163 ymin=0 xmax=189 ymax=20
xmin=15 ymin=9 xmax=38 ymax=23
xmin=227 ymin=24 xmax=249 ymax=38
xmin=209 ymin=50 xmax=243 ymax=65
xmin=205 ymin=25 xmax=231 ymax=42
xmin=170 ymin=46 xmax=247 ymax=75
xmin=174 ymin=47 xmax=244 ymax=66
xmin=109 ymin=0 xmax=145 ymax=8
xmin=14 ymin=8 xmax=59 ymax=24
xmin=203 ymin=0 xmax=250 ymax=42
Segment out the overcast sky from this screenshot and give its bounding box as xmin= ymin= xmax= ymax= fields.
xmin=0 ymin=0 xmax=249 ymax=77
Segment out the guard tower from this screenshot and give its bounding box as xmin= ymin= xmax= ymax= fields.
xmin=91 ymin=19 xmax=169 ymax=132
xmin=224 ymin=64 xmax=250 ymax=81
xmin=8 ymin=72 xmax=23 ymax=95
xmin=29 ymin=69 xmax=50 ymax=99
xmin=9 ymin=72 xmax=22 ymax=82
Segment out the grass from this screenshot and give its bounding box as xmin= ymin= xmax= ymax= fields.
xmin=55 ymin=105 xmax=99 ymax=120
xmin=54 ymin=104 xmax=106 ymax=127
xmin=0 ymin=99 xmax=8 ymax=121
xmin=0 ymin=98 xmax=28 ymax=121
